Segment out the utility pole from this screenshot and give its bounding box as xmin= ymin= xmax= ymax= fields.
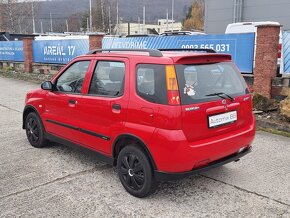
xmin=171 ymin=0 xmax=174 ymax=32
xmin=87 ymin=17 xmax=89 ymax=33
xmin=89 ymin=0 xmax=92 ymax=32
xmin=7 ymin=2 xmax=14 ymax=32
xmin=116 ymin=0 xmax=119 ymax=35
xmin=101 ymin=0 xmax=105 ymax=31
xmin=18 ymin=19 xmax=22 ymax=34
xmin=50 ymin=12 xmax=53 ymax=32
xmin=40 ymin=21 xmax=43 ymax=34
xmin=143 ymin=6 xmax=146 ymax=34
xmin=66 ymin=20 xmax=69 ymax=32
xmin=166 ymin=8 xmax=169 ymax=31
xmin=138 ymin=17 xmax=141 ymax=34
xmin=32 ymin=1 xmax=36 ymax=33
xmin=109 ymin=6 xmax=112 ymax=35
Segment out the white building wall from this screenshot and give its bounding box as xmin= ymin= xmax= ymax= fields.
xmin=117 ymin=19 xmax=182 ymax=35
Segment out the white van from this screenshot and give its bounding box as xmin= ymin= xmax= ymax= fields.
xmin=225 ymin=21 xmax=283 ymax=74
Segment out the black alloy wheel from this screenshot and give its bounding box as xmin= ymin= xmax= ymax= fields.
xmin=25 ymin=112 xmax=48 ymax=148
xmin=121 ymin=153 xmax=145 ymax=190
xmin=117 ymin=145 xmax=155 ymax=198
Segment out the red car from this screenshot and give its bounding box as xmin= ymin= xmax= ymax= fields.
xmin=23 ymin=49 xmax=255 ymax=197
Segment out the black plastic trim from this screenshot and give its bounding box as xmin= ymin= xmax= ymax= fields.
xmin=154 ymin=147 xmax=252 ymax=181
xmin=44 ymin=133 xmax=114 ymax=165
xmin=68 ymin=99 xmax=76 ymax=104
xmin=46 ymin=119 xmax=110 ymax=141
xmin=23 ymin=105 xmax=40 ymax=129
xmin=112 ymin=133 xmax=158 ymax=170
xmin=79 ymin=128 xmax=110 ymax=141
xmin=87 ymin=49 xmax=163 ymax=57
xmin=46 ymin=119 xmax=78 ymax=130
xmin=112 ymin=104 xmax=121 ymax=110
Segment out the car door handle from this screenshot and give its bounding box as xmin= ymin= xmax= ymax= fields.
xmin=68 ymin=99 xmax=77 ymax=105
xmin=112 ymin=104 xmax=121 ymax=110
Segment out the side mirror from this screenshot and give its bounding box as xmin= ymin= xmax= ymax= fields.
xmin=41 ymin=81 xmax=53 ymax=91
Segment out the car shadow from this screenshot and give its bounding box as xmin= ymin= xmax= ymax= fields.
xmin=44 ymin=141 xmax=112 ymax=169
xmin=41 ymin=141 xmax=238 ymax=199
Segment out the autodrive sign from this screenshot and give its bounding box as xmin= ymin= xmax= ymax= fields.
xmin=102 ymin=33 xmax=255 ymax=73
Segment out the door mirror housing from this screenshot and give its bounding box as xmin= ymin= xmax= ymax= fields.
xmin=41 ymin=81 xmax=53 ymax=91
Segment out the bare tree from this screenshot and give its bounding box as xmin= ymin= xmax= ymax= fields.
xmin=0 ymin=0 xmax=17 ymax=32
xmin=0 ymin=2 xmax=5 ymax=31
xmin=67 ymin=12 xmax=83 ymax=32
xmin=0 ymin=0 xmax=117 ymax=34
xmin=0 ymin=0 xmax=40 ymax=34
xmin=90 ymin=0 xmax=116 ymax=33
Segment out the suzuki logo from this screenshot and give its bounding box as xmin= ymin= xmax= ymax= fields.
xmin=222 ymin=99 xmax=228 ymax=110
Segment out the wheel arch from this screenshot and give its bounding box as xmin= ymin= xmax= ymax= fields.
xmin=22 ymin=105 xmax=41 ymax=129
xmin=112 ymin=134 xmax=157 ymax=170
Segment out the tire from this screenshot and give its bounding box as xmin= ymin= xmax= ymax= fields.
xmin=25 ymin=112 xmax=48 ymax=148
xmin=117 ymin=145 xmax=155 ymax=198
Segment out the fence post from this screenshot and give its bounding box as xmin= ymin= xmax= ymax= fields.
xmin=89 ymin=34 xmax=105 ymax=51
xmin=23 ymin=37 xmax=34 ymax=73
xmin=253 ymin=24 xmax=281 ymax=98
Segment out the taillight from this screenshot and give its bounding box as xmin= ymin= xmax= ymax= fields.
xmin=278 ymin=44 xmax=282 ymax=58
xmin=166 ymin=65 xmax=180 ymax=105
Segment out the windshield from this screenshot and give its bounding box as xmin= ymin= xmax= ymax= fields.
xmin=175 ymin=62 xmax=248 ymax=105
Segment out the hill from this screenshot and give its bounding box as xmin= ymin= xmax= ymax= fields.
xmin=119 ymin=0 xmax=192 ymax=23
xmin=36 ymin=0 xmax=192 ymax=32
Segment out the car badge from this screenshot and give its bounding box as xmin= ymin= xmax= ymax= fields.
xmin=185 ymin=106 xmax=200 ymax=112
xmin=222 ymin=99 xmax=227 ymax=105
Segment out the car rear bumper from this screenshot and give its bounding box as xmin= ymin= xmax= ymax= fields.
xmin=154 ymin=146 xmax=251 ymax=181
xmin=149 ymin=121 xmax=255 ymax=173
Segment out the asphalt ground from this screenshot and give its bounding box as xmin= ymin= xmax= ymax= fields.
xmin=0 ymin=77 xmax=289 ymax=217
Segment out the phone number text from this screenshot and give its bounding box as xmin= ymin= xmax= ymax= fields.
xmin=181 ymin=44 xmax=230 ymax=52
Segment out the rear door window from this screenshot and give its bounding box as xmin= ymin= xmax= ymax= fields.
xmin=175 ymin=62 xmax=247 ymax=105
xmin=136 ymin=64 xmax=168 ymax=104
xmin=89 ymin=61 xmax=125 ymax=97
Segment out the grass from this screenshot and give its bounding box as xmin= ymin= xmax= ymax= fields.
xmin=0 ymin=70 xmax=52 ymax=84
xmin=257 ymin=127 xmax=290 ymax=138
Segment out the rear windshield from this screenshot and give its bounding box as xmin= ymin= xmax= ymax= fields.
xmin=175 ymin=62 xmax=248 ymax=105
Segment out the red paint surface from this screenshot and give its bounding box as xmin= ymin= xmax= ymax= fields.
xmin=25 ymin=52 xmax=255 ymax=173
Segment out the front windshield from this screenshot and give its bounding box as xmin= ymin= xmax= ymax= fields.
xmin=175 ymin=62 xmax=248 ymax=105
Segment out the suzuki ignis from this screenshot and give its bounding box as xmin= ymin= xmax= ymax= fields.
xmin=23 ymin=49 xmax=255 ymax=197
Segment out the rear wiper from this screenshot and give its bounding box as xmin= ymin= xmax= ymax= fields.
xmin=206 ymin=92 xmax=235 ymax=102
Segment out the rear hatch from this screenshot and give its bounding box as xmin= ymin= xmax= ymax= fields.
xmin=175 ymin=61 xmax=253 ymax=142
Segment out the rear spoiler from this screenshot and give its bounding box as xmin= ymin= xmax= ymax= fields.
xmin=172 ymin=54 xmax=232 ymax=64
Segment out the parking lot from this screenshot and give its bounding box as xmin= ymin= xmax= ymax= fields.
xmin=0 ymin=77 xmax=289 ymax=217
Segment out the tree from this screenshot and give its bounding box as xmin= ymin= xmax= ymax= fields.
xmin=67 ymin=13 xmax=83 ymax=32
xmin=81 ymin=12 xmax=90 ymax=32
xmin=0 ymin=2 xmax=5 ymax=31
xmin=183 ymin=0 xmax=204 ymax=31
xmin=0 ymin=0 xmax=17 ymax=32
xmin=81 ymin=0 xmax=116 ymax=33
xmin=0 ymin=0 xmax=40 ymax=34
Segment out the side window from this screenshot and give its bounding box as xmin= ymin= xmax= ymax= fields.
xmin=136 ymin=64 xmax=167 ymax=104
xmin=89 ymin=61 xmax=125 ymax=97
xmin=56 ymin=61 xmax=90 ymax=93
